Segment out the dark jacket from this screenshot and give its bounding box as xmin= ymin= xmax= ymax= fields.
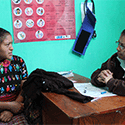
xmin=91 ymin=53 xmax=125 ymax=96
xmin=22 ymin=69 xmax=93 ymax=124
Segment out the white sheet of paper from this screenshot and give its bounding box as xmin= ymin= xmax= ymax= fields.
xmin=74 ymin=83 xmax=117 ymax=98
xmin=57 ymin=70 xmax=74 ymax=78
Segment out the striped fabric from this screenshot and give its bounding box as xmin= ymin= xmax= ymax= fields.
xmin=0 ymin=93 xmax=18 ymax=102
xmin=0 ymin=113 xmax=29 ymax=125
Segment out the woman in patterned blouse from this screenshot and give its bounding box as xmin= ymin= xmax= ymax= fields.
xmin=0 ymin=28 xmax=28 ymax=124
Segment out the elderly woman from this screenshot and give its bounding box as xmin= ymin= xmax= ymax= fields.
xmin=0 ymin=27 xmax=28 ymax=124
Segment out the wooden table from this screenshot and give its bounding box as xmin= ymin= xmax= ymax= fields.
xmin=42 ymin=73 xmax=125 ymax=125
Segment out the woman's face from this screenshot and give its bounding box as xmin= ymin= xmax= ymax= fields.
xmin=117 ymin=36 xmax=125 ymax=60
xmin=0 ymin=34 xmax=13 ymax=60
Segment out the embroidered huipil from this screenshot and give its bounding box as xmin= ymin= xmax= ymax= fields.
xmin=0 ymin=55 xmax=28 ymax=101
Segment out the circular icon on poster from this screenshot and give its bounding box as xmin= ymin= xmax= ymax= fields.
xmin=36 ymin=0 xmax=44 ymax=4
xmin=24 ymin=0 xmax=32 ymax=4
xmin=17 ymin=32 xmax=26 ymax=40
xmin=14 ymin=19 xmax=22 ymax=28
xmin=26 ymin=19 xmax=34 ymax=28
xmin=36 ymin=7 xmax=44 ymax=16
xmin=25 ymin=7 xmax=33 ymax=16
xmin=35 ymin=30 xmax=43 ymax=39
xmin=37 ymin=19 xmax=45 ymax=27
xmin=13 ymin=7 xmax=22 ymax=16
xmin=12 ymin=0 xmax=21 ymax=4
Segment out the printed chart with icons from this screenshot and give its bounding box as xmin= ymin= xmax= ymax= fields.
xmin=11 ymin=0 xmax=76 ymax=43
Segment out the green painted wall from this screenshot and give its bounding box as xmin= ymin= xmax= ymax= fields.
xmin=0 ymin=0 xmax=125 ymax=78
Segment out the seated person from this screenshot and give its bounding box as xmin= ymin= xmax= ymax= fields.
xmin=91 ymin=29 xmax=125 ymax=96
xmin=0 ymin=28 xmax=28 ymax=124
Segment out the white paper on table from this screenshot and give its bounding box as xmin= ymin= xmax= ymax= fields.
xmin=57 ymin=70 xmax=74 ymax=78
xmin=74 ymin=83 xmax=117 ymax=98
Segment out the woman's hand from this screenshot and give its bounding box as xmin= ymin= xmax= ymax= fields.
xmin=97 ymin=69 xmax=113 ymax=84
xmin=0 ymin=111 xmax=13 ymax=122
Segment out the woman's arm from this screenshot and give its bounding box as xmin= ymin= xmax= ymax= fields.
xmin=0 ymin=101 xmax=22 ymax=114
xmin=0 ymin=80 xmax=26 ymax=114
xmin=9 ymin=80 xmax=26 ymax=114
xmin=15 ymin=80 xmax=26 ymax=102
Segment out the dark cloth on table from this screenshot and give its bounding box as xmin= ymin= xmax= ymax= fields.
xmin=22 ymin=68 xmax=93 ymax=124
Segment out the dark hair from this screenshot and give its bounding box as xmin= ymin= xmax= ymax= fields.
xmin=121 ymin=29 xmax=125 ymax=37
xmin=0 ymin=28 xmax=10 ymax=44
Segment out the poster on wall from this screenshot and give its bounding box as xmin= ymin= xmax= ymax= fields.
xmin=11 ymin=0 xmax=76 ymax=43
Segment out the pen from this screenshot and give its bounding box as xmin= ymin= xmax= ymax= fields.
xmin=101 ymin=91 xmax=106 ymax=94
xmin=84 ymin=87 xmax=87 ymax=93
xmin=61 ymin=70 xmax=73 ymax=76
xmin=84 ymin=89 xmax=86 ymax=93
